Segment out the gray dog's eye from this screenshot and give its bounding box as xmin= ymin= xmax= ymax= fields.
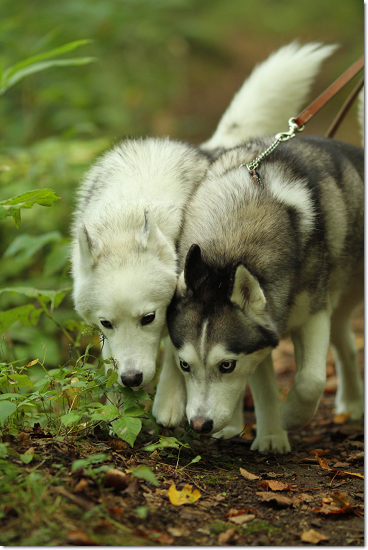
xmin=180 ymin=360 xmax=190 ymax=373
xmin=219 ymin=360 xmax=236 ymax=374
xmin=141 ymin=312 xmax=156 ymax=326
xmin=100 ymin=319 xmax=113 ymax=329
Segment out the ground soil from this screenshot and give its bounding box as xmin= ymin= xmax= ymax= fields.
xmin=1 ymin=307 xmax=364 ymax=546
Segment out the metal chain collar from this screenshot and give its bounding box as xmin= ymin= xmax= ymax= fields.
xmin=240 ymin=117 xmax=305 ymax=187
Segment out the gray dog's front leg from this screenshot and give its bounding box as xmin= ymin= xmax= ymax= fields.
xmin=249 ymin=353 xmax=291 ymax=453
xmin=281 ymin=310 xmax=330 ymax=430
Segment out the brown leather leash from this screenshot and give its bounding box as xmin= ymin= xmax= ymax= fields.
xmin=295 ymin=54 xmax=364 ymax=132
xmin=243 ymin=54 xmax=364 ymax=187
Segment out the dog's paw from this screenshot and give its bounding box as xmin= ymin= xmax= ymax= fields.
xmin=212 ymin=424 xmax=244 ymax=440
xmin=152 ymin=393 xmax=185 ymax=428
xmin=251 ymin=431 xmax=291 ymax=454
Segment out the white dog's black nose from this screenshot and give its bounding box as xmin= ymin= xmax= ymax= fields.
xmin=121 ymin=372 xmax=143 ymax=387
xmin=190 ymin=417 xmax=213 ymax=434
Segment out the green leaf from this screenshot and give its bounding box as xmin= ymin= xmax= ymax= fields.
xmin=0 ymin=286 xmax=69 ymax=310
xmin=0 ymin=401 xmax=17 ymax=424
xmin=112 ymin=416 xmax=142 ymax=447
xmin=90 ymin=404 xmax=119 ymax=422
xmin=20 ymin=453 xmax=34 ymax=464
xmin=130 ymin=465 xmax=159 ymax=487
xmin=4 ymin=231 xmax=62 ymax=261
xmin=44 ymin=241 xmax=71 ymax=276
xmin=0 ymin=304 xmax=42 ymax=333
xmin=6 ymin=374 xmax=34 ymax=388
xmin=123 ymin=406 xmax=145 ymax=417
xmin=106 ymin=371 xmax=118 ymax=388
xmin=72 ymin=453 xmax=107 ymax=472
xmin=60 ymin=411 xmax=83 ymax=426
xmin=0 ymin=189 xmax=60 ymax=227
xmin=142 ymin=436 xmax=184 ymax=453
xmin=1 ymin=58 xmax=97 ymax=95
xmin=2 ymin=39 xmax=93 ymax=82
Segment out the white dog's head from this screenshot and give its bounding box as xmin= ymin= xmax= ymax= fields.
xmin=73 ymin=210 xmax=177 ymax=387
xmin=167 ymin=244 xmax=279 ymax=434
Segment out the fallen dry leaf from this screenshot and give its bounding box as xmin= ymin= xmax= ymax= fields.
xmin=74 ymin=479 xmax=89 ymax=493
xmin=301 ymin=529 xmax=329 ymax=544
xmin=333 ymin=412 xmax=351 ymax=424
xmin=308 ymin=448 xmax=330 ymax=457
xmin=314 ymin=491 xmax=352 ymax=515
xmin=108 ymin=438 xmax=129 ymax=451
xmin=346 ymin=451 xmax=364 ymax=463
xmin=315 ymin=452 xmax=364 ymax=481
xmin=258 ymin=480 xmax=291 ymax=491
xmin=24 ymin=446 xmax=35 ymax=455
xmin=104 ymin=468 xmax=130 ymax=490
xmin=62 ymin=377 xmax=81 ymax=410
xmin=218 ymin=528 xmax=236 ymax=545
xmin=256 ymin=491 xmax=293 ymax=507
xmin=239 ymin=467 xmax=260 ymax=481
xmin=242 ymin=424 xmax=254 ymax=441
xmin=229 ymin=513 xmax=255 ymax=525
xmin=167 ymin=483 xmax=201 ymax=506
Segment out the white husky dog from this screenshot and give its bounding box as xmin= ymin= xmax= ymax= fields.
xmin=71 ymin=43 xmax=336 ymax=391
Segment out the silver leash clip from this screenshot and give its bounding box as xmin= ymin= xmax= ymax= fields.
xmin=242 ymin=117 xmax=305 ymax=187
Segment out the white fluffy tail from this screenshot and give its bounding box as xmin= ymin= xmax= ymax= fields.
xmin=201 ymin=42 xmax=338 ymax=150
xmin=357 ymin=87 xmax=364 ymax=146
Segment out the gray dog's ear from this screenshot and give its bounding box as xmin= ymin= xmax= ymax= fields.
xmin=184 ymin=244 xmax=209 ymax=291
xmin=78 ymin=224 xmax=103 ymax=267
xmin=230 ymin=264 xmax=266 ymax=314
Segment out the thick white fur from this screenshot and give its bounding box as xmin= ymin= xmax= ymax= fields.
xmin=72 ymin=139 xmax=208 ymax=386
xmin=72 ymin=42 xmax=336 ymax=393
xmin=201 ymin=42 xmax=337 ymax=150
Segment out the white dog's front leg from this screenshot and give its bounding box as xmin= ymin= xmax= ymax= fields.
xmin=281 ymin=310 xmax=330 ymax=430
xmin=212 ymin=393 xmax=244 ymax=439
xmin=248 ymin=354 xmax=290 ymax=453
xmin=152 ymin=337 xmax=186 ymax=427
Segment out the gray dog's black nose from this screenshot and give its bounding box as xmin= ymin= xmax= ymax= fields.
xmin=121 ymin=372 xmax=143 ymax=387
xmin=190 ymin=417 xmax=213 ymax=434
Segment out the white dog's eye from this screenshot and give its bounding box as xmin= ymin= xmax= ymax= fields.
xmin=100 ymin=319 xmax=113 ymax=329
xmin=141 ymin=312 xmax=156 ymax=326
xmin=180 ymin=360 xmax=190 ymax=373
xmin=219 ymin=360 xmax=236 ymax=374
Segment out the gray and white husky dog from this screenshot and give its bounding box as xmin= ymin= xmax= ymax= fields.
xmin=71 ymin=43 xmax=336 ymax=391
xmin=157 ymin=121 xmax=364 ymax=453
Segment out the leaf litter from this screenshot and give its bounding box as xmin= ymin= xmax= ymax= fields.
xmin=0 ymin=309 xmax=364 ymax=546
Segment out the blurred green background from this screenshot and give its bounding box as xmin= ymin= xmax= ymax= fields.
xmin=0 ymin=0 xmax=364 ymax=368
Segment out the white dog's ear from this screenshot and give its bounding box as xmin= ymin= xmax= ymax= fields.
xmin=138 ymin=209 xmax=175 ymax=263
xmin=230 ymin=264 xmax=266 ymax=314
xmin=78 ymin=224 xmax=103 ymax=267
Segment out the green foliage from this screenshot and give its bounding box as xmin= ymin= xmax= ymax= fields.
xmin=0 ymin=189 xmax=60 ymax=228
xmin=0 ymin=39 xmax=95 ymax=96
